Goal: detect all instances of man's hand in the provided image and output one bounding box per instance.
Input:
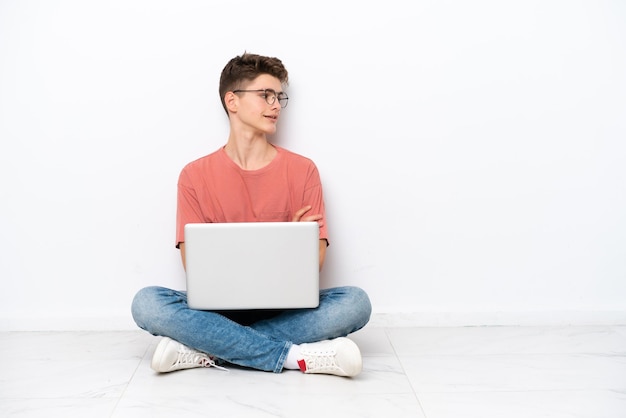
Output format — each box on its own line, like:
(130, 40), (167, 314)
(292, 205), (324, 228)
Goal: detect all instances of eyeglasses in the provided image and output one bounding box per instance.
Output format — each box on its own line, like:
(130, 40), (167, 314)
(232, 89), (289, 108)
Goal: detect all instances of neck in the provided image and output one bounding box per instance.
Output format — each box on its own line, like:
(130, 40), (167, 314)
(224, 134), (276, 170)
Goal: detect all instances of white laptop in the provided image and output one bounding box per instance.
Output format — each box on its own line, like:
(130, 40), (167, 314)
(184, 222), (320, 310)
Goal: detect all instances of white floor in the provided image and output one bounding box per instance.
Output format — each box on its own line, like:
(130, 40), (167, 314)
(1, 325), (625, 417)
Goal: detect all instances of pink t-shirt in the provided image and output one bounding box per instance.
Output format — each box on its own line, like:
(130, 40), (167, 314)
(176, 145), (328, 246)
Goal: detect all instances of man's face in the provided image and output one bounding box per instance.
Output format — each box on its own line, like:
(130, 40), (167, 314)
(233, 74), (286, 135)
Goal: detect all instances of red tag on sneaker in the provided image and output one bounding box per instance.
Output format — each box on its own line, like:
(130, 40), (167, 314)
(297, 359), (307, 372)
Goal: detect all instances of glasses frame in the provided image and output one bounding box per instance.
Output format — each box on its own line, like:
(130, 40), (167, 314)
(232, 89), (289, 108)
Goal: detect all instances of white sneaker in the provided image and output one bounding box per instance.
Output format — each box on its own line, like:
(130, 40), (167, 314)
(151, 337), (226, 373)
(297, 337), (363, 377)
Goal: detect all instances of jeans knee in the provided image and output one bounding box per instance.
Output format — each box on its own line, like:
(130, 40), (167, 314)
(337, 286), (371, 331)
(351, 286), (372, 327)
(131, 286), (161, 329)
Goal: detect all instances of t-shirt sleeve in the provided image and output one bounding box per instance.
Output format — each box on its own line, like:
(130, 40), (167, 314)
(175, 168), (205, 247)
(302, 163), (329, 244)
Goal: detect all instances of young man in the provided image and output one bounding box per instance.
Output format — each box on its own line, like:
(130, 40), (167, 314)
(131, 52), (371, 377)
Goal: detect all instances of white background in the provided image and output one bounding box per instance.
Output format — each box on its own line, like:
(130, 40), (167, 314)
(1, 0), (625, 330)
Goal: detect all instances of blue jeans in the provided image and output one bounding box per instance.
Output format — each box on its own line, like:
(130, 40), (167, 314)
(131, 286), (371, 373)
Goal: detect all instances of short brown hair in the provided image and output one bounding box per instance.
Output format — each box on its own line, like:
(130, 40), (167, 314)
(219, 52), (289, 115)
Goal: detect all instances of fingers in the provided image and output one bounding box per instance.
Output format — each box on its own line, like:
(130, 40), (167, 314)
(292, 205), (312, 221)
(292, 205), (324, 227)
(302, 214), (323, 227)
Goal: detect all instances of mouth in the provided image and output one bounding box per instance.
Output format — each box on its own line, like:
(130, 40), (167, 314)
(265, 114), (279, 121)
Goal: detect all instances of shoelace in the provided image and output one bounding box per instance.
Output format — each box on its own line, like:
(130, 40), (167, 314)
(302, 350), (340, 372)
(175, 346), (228, 371)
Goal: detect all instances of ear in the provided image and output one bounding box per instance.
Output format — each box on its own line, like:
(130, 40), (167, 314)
(224, 91), (238, 114)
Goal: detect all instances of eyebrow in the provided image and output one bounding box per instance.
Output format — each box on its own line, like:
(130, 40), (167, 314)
(249, 88), (285, 94)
